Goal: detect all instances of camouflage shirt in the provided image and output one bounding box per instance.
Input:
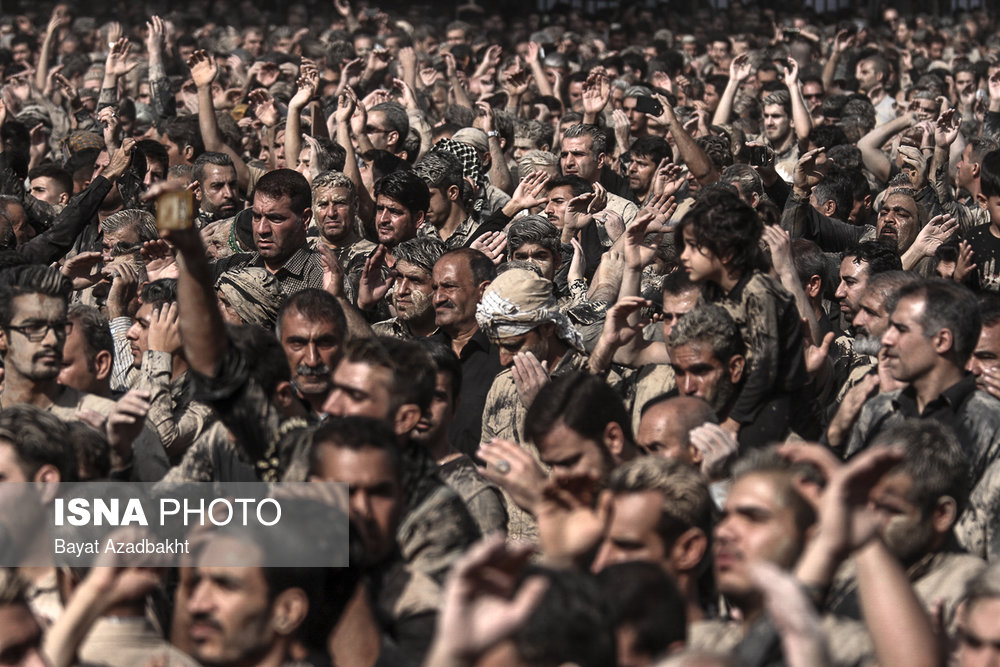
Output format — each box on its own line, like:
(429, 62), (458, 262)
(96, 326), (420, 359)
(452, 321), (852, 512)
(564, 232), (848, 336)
(310, 234), (377, 303)
(439, 454), (508, 536)
(214, 245), (326, 296)
(132, 351), (216, 464)
(417, 214), (478, 250)
(957, 456), (1000, 561)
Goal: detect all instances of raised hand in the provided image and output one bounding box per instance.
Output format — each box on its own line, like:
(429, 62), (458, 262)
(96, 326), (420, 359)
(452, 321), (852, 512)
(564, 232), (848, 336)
(59, 251), (103, 290)
(784, 56), (800, 87)
(105, 389), (153, 468)
(141, 239), (178, 281)
(730, 53), (752, 83)
(793, 147), (827, 191)
(689, 423), (739, 480)
(249, 89), (279, 127)
(508, 171), (550, 212)
(147, 302), (182, 355)
(536, 472), (611, 563)
(954, 240), (977, 283)
(470, 231), (507, 265)
(357, 244), (392, 311)
(105, 38), (137, 78)
(317, 242), (346, 297)
(934, 108), (961, 148)
(477, 438), (548, 512)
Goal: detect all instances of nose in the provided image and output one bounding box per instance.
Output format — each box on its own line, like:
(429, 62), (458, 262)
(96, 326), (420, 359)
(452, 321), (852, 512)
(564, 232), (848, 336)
(499, 349), (514, 367)
(322, 388), (345, 416)
(126, 323), (139, 341)
(591, 539), (613, 574)
(881, 327), (897, 348)
(350, 490), (373, 522)
(968, 357), (983, 376)
(834, 280), (847, 300)
(303, 342), (320, 365)
(377, 208), (391, 224)
(253, 217), (270, 236)
(186, 579), (213, 614)
(678, 373), (696, 395)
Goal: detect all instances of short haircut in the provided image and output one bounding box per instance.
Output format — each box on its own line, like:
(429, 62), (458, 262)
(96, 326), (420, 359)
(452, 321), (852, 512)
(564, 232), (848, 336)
(341, 337), (436, 413)
(844, 239), (903, 275)
(609, 456), (714, 545)
(254, 168), (312, 215)
(393, 236), (446, 275)
(309, 415), (401, 479)
(812, 168), (854, 221)
(731, 446), (820, 535)
(140, 278), (177, 311)
(100, 208), (157, 241)
(512, 567), (616, 667)
(67, 421), (111, 481)
(761, 89), (791, 114)
(562, 123), (609, 156)
(27, 163), (72, 196)
(67, 304), (114, 372)
(276, 289), (347, 343)
(629, 135), (673, 165)
(136, 139), (169, 170)
(0, 405), (77, 481)
(808, 125), (849, 150)
(518, 150), (559, 177)
(675, 187), (762, 275)
(228, 324), (291, 398)
(160, 115), (205, 159)
(968, 137), (1000, 166)
(962, 564), (1000, 614)
(438, 247), (497, 286)
(791, 238), (827, 290)
(871, 419), (968, 515)
(514, 120), (554, 150)
(720, 164), (762, 202)
(661, 270), (697, 297)
(893, 278), (982, 365)
(0, 264), (71, 327)
(525, 370), (632, 451)
(415, 338), (462, 401)
(864, 270), (923, 315)
(370, 102), (409, 147)
(544, 174), (593, 198)
(597, 562), (687, 655)
(979, 149), (1000, 199)
(667, 303), (745, 363)
(192, 151), (235, 183)
(506, 215), (561, 259)
(413, 151), (464, 192)
(311, 170), (357, 209)
(374, 169), (430, 217)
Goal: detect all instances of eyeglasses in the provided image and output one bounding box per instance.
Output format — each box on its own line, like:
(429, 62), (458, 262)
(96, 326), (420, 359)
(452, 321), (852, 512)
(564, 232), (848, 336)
(6, 319), (73, 342)
(365, 125), (389, 135)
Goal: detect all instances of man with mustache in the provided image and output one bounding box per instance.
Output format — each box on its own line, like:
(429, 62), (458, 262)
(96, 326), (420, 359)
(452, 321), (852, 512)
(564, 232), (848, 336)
(276, 289), (348, 415)
(0, 264), (167, 480)
(372, 236), (445, 340)
(193, 152), (242, 229)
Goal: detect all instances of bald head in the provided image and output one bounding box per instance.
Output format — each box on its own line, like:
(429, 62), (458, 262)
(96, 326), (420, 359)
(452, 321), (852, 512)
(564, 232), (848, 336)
(637, 396), (718, 464)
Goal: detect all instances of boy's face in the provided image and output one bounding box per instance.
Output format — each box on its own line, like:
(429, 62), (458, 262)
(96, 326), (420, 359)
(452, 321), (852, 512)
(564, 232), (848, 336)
(979, 193), (1000, 227)
(679, 227), (725, 284)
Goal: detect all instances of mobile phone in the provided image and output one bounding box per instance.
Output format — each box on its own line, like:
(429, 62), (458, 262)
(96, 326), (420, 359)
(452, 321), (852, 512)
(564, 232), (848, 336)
(634, 95), (663, 117)
(748, 145), (771, 167)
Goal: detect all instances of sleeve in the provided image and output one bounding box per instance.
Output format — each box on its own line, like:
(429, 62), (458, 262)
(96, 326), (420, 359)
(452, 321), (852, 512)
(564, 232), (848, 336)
(17, 176), (114, 265)
(781, 189), (866, 252)
(728, 286), (782, 425)
(109, 316), (137, 393)
(133, 350), (213, 461)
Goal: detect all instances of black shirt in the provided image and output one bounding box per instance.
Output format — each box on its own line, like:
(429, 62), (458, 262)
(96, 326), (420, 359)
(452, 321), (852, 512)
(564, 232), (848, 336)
(431, 328), (502, 457)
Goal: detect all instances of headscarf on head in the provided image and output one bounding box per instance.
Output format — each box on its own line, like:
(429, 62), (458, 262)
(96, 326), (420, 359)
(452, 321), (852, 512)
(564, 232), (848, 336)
(215, 267), (284, 329)
(433, 137), (487, 213)
(475, 268), (584, 351)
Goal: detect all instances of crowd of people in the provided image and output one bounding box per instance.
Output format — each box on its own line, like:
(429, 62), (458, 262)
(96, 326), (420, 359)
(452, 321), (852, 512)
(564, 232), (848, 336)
(4, 0), (1000, 665)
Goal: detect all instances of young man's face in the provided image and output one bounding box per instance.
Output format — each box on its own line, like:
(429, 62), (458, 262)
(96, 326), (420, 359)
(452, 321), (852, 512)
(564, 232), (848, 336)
(310, 443), (402, 563)
(198, 164), (241, 220)
(29, 176), (69, 206)
(411, 371), (456, 446)
(868, 470), (936, 564)
(622, 97), (649, 135)
(375, 195), (422, 247)
(592, 490), (672, 574)
(125, 302), (157, 368)
(1, 294), (68, 383)
(425, 186), (455, 226)
(323, 360), (394, 421)
(251, 193), (310, 266)
(560, 136), (602, 183)
(511, 242), (558, 281)
(762, 104), (791, 145)
(956, 598), (1000, 667)
(627, 153), (660, 196)
(834, 256), (870, 323)
(536, 420), (612, 481)
(185, 541), (279, 665)
(714, 473), (805, 603)
(543, 185), (575, 228)
(881, 295), (940, 384)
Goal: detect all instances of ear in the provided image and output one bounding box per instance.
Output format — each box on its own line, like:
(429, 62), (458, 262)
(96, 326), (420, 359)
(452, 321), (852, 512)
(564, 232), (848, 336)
(94, 350), (113, 382)
(821, 199), (837, 217)
(0, 328), (7, 355)
(387, 130), (400, 149)
(182, 145), (195, 162)
(413, 210), (426, 229)
(933, 327), (955, 355)
(446, 184), (460, 203)
(300, 206), (313, 228)
(270, 587), (309, 636)
(194, 184), (204, 203)
(58, 192), (70, 205)
(603, 421), (625, 460)
(670, 527), (708, 573)
(805, 275), (822, 299)
(750, 192), (761, 209)
(728, 354), (745, 384)
(273, 380), (299, 412)
(862, 194), (873, 210)
(393, 403), (422, 436)
(595, 152), (607, 169)
(932, 496), (958, 534)
(476, 279), (492, 301)
(976, 192), (988, 210)
(540, 143), (551, 153)
(971, 163), (981, 179)
(33, 464), (61, 484)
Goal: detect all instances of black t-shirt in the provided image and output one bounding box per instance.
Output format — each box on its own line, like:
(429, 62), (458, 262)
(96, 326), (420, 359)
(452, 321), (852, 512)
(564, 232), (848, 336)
(966, 223), (1000, 292)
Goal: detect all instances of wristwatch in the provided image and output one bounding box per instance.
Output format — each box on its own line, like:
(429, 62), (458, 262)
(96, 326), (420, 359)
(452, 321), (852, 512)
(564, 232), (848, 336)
(487, 130), (500, 139)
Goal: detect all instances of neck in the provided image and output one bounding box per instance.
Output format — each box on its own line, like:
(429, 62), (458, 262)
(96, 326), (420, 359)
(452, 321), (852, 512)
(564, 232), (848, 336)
(769, 132), (794, 154)
(171, 356), (189, 382)
(717, 268), (742, 294)
(438, 207), (468, 241)
(912, 363), (965, 413)
(445, 320), (479, 356)
(329, 584), (383, 667)
(427, 433), (455, 463)
(320, 229), (359, 250)
(675, 572), (705, 624)
(404, 312), (438, 338)
(545, 338), (569, 369)
(1, 372), (58, 409)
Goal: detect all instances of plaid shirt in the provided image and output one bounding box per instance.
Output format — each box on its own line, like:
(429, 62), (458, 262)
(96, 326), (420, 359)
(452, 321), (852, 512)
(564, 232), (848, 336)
(214, 245), (326, 296)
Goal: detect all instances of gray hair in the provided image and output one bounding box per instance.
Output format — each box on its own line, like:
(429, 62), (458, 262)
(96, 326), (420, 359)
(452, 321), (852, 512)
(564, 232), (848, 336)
(563, 124), (609, 156)
(100, 209), (157, 241)
(393, 236), (446, 274)
(518, 150), (559, 177)
(312, 170), (357, 209)
(667, 303), (745, 363)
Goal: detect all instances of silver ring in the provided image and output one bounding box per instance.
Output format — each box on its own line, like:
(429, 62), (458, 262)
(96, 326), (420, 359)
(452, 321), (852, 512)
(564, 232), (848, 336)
(495, 459), (511, 475)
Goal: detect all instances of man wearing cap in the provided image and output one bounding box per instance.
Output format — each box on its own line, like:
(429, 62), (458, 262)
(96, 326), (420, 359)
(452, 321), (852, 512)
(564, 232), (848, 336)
(478, 267), (592, 448)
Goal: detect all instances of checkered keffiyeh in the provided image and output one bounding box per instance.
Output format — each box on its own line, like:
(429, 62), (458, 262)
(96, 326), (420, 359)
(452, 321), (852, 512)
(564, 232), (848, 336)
(475, 268), (584, 350)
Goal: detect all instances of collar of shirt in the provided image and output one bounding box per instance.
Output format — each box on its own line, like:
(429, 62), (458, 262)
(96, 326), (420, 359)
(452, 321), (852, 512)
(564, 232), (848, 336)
(894, 374), (978, 418)
(247, 245), (314, 277)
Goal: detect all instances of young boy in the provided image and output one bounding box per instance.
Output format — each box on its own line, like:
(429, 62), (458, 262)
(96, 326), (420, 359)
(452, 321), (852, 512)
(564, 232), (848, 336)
(676, 185), (811, 442)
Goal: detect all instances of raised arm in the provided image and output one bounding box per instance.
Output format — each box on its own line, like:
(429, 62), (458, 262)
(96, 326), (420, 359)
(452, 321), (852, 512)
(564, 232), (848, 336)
(714, 53), (752, 126)
(821, 31), (854, 93)
(654, 94), (718, 185)
(331, 87), (375, 225)
(188, 49), (251, 193)
(286, 60), (319, 172)
(857, 113), (914, 186)
(784, 57), (812, 149)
